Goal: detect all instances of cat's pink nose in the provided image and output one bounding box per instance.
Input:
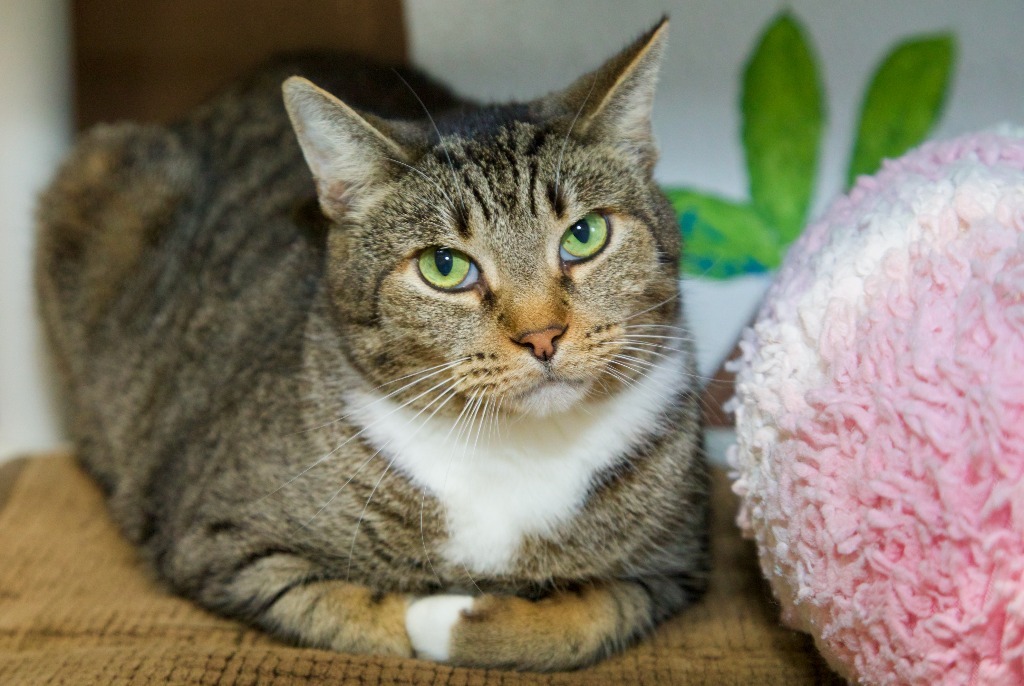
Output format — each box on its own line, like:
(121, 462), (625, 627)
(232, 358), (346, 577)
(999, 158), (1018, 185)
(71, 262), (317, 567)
(514, 325), (566, 362)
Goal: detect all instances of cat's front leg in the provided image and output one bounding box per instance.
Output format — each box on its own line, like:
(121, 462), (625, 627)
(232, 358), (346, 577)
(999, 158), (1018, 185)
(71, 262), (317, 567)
(259, 578), (414, 657)
(194, 550), (414, 657)
(405, 575), (699, 671)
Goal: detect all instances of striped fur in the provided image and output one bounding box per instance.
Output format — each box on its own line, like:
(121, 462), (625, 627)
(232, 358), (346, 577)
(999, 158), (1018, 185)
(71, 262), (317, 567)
(35, 19), (709, 670)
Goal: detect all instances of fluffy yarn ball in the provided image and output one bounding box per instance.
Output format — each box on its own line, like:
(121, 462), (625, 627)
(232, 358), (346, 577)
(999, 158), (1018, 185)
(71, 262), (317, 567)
(730, 129), (1024, 685)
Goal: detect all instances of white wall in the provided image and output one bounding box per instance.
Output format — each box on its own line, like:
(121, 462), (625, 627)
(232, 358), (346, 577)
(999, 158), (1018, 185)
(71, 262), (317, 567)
(405, 0), (1024, 376)
(0, 1), (71, 460)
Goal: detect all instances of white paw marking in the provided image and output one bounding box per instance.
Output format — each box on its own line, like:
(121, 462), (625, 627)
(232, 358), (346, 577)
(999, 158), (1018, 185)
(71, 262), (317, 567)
(405, 594), (475, 662)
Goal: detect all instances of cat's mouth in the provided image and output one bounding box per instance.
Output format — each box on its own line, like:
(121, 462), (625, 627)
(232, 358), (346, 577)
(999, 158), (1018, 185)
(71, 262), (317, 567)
(510, 378), (590, 417)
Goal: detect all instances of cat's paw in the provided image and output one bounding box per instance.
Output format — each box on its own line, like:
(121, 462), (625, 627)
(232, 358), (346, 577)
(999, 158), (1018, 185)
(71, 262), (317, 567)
(405, 594), (475, 661)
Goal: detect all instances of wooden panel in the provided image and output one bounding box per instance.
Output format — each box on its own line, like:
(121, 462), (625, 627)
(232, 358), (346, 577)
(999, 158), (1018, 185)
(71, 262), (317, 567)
(0, 458), (27, 515)
(73, 0), (407, 129)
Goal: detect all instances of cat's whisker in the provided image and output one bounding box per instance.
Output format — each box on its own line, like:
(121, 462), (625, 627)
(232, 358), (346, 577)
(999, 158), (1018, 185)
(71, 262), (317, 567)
(345, 460), (394, 578)
(300, 434), (424, 535)
(575, 401), (595, 417)
(605, 355), (682, 394)
(462, 564), (485, 596)
(619, 333), (696, 349)
(262, 370), (465, 503)
(554, 77), (598, 204)
(294, 356), (469, 427)
(623, 323), (693, 332)
(490, 394), (506, 443)
(609, 351), (657, 367)
(607, 355), (651, 378)
(599, 359), (636, 384)
(454, 391), (489, 595)
(383, 156), (459, 217)
(612, 338), (682, 351)
(592, 374), (615, 399)
(693, 388), (729, 424)
(600, 343), (702, 404)
(418, 509), (443, 588)
(296, 451), (376, 531)
(343, 376), (464, 577)
(637, 361), (726, 389)
(477, 394), (495, 447)
(440, 389), (485, 501)
(391, 68), (468, 215)
(445, 388), (480, 445)
(610, 353), (679, 381)
(417, 383), (481, 585)
(460, 393), (486, 463)
(600, 365), (636, 391)
(618, 291), (680, 324)
(615, 344), (675, 362)
(607, 355), (703, 408)
(606, 341), (685, 362)
(413, 389), (481, 589)
(471, 395), (491, 458)
(605, 338), (726, 388)
(298, 377), (463, 529)
(373, 357), (473, 390)
(462, 397), (489, 597)
(601, 336), (682, 353)
(465, 391), (486, 445)
(453, 449), (486, 598)
(424, 386), (487, 592)
(480, 394), (494, 444)
(599, 363), (682, 411)
(617, 333), (694, 343)
(294, 356), (470, 435)
(478, 390), (506, 443)
(614, 343), (724, 386)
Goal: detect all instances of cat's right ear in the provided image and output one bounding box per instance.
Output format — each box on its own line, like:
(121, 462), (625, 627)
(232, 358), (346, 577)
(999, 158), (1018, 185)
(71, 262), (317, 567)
(540, 19), (668, 174)
(283, 76), (409, 220)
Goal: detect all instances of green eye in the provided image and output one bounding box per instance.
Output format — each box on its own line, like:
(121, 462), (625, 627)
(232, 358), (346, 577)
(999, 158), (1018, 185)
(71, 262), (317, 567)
(560, 212), (609, 262)
(418, 247), (479, 290)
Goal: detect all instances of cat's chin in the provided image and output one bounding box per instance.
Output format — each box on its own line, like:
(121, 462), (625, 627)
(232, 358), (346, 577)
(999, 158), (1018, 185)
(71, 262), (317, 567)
(512, 381), (590, 417)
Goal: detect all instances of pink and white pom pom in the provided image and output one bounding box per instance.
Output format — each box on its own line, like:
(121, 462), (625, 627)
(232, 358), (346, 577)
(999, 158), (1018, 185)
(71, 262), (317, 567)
(729, 128), (1024, 685)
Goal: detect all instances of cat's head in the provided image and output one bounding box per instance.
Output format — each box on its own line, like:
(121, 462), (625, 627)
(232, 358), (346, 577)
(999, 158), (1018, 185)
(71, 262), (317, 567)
(284, 19), (688, 417)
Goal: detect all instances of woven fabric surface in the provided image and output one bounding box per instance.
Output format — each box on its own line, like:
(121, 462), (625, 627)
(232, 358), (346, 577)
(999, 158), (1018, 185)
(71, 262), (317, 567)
(0, 454), (841, 685)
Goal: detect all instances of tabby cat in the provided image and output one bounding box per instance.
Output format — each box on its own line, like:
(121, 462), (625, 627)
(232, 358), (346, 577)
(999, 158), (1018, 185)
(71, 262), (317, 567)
(35, 19), (709, 670)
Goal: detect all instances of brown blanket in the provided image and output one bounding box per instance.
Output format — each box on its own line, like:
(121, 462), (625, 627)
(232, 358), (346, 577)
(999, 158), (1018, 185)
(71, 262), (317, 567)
(0, 454), (842, 685)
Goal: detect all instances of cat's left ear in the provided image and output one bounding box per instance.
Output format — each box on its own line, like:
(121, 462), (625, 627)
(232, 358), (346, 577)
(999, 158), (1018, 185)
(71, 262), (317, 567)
(545, 18), (668, 172)
(283, 76), (410, 220)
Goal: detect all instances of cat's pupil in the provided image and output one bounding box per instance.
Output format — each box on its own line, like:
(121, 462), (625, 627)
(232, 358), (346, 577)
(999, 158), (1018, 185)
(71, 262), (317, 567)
(571, 221), (591, 244)
(434, 249), (453, 276)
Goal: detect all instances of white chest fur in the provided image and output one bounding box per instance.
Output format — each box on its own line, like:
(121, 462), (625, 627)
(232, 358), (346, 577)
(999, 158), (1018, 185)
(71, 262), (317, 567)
(346, 348), (691, 575)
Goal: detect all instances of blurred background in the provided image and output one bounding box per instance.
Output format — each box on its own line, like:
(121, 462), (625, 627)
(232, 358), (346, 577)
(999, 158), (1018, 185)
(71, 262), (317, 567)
(3, 0), (1023, 460)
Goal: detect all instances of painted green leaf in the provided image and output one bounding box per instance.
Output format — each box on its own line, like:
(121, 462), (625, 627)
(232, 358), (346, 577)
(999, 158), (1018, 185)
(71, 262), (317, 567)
(742, 13), (824, 245)
(846, 35), (955, 187)
(665, 188), (782, 279)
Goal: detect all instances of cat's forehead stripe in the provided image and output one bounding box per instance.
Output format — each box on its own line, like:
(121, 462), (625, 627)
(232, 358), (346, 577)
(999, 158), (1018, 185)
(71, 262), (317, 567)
(522, 128), (549, 158)
(424, 126), (556, 241)
(463, 173), (491, 227)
